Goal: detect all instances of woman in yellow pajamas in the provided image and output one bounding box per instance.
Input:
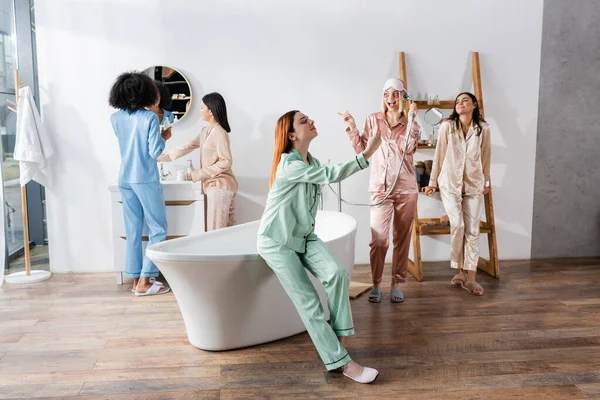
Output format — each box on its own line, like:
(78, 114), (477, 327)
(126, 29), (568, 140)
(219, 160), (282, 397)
(257, 110), (381, 383)
(422, 92), (491, 296)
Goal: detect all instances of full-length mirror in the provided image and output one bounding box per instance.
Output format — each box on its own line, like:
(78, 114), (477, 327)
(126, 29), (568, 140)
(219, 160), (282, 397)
(142, 66), (192, 124)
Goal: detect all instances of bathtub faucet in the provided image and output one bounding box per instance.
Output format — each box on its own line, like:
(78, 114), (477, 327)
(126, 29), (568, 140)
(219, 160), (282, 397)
(336, 182), (342, 212)
(320, 182), (342, 212)
(319, 187), (324, 210)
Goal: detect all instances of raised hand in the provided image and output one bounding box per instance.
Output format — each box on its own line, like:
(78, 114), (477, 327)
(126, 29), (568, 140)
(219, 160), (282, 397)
(408, 102), (418, 118)
(337, 111), (357, 132)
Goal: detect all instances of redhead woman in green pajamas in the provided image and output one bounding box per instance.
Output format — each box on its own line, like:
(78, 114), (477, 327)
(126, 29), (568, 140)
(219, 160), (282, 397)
(257, 110), (381, 384)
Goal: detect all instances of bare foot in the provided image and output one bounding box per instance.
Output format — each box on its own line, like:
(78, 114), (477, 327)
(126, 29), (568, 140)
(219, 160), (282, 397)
(390, 282), (403, 302)
(368, 284), (381, 303)
(451, 272), (467, 286)
(464, 270), (483, 295)
(464, 279), (484, 295)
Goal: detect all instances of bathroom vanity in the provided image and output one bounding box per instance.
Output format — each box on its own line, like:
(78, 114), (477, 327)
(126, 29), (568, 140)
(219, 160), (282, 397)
(108, 180), (205, 284)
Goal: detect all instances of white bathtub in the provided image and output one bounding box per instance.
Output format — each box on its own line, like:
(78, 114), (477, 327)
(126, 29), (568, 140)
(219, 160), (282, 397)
(146, 210), (357, 351)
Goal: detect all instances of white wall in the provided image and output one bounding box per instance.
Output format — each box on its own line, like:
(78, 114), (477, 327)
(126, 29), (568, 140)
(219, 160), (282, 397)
(35, 0), (543, 273)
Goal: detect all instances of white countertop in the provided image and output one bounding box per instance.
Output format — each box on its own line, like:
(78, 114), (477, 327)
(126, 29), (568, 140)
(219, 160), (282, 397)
(108, 180), (203, 191)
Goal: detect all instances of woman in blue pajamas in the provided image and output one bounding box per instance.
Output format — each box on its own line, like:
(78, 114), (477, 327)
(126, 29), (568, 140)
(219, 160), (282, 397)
(257, 110), (381, 383)
(109, 72), (171, 296)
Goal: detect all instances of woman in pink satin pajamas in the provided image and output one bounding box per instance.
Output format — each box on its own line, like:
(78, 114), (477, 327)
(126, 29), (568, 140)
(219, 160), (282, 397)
(341, 78), (420, 303)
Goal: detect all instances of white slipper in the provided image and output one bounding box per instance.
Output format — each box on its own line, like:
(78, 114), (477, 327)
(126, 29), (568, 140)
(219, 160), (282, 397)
(343, 367), (379, 384)
(135, 282), (171, 296)
(131, 279), (164, 293)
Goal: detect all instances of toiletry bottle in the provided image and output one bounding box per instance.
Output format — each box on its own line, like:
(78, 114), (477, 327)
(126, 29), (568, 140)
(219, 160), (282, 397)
(187, 160), (193, 181)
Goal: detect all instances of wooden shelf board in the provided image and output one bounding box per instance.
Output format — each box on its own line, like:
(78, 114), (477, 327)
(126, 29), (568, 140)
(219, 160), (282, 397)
(414, 100), (455, 109)
(417, 222), (491, 236)
(165, 200), (196, 206)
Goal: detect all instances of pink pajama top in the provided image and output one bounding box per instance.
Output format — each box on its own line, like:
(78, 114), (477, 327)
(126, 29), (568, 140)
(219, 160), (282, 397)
(347, 112), (420, 194)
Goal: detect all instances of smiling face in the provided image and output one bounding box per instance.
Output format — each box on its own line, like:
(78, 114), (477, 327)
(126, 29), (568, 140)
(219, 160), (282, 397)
(455, 93), (477, 116)
(383, 87), (403, 112)
(288, 112), (318, 145)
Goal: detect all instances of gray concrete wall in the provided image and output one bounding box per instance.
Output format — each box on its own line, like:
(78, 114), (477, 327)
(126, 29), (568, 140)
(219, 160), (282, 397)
(532, 0), (600, 258)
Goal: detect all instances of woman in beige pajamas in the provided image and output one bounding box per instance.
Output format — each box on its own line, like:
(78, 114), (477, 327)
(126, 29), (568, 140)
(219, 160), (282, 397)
(422, 92), (491, 296)
(158, 92), (237, 231)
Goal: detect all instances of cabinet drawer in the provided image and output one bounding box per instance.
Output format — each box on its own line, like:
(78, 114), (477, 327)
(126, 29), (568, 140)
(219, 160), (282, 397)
(109, 183), (204, 202)
(111, 201), (205, 237)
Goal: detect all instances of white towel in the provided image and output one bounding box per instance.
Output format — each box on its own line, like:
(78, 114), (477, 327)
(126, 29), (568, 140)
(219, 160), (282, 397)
(13, 86), (54, 187)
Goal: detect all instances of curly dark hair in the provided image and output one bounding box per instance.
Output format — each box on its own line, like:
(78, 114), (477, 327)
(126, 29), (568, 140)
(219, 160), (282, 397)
(155, 81), (173, 110)
(109, 72), (158, 112)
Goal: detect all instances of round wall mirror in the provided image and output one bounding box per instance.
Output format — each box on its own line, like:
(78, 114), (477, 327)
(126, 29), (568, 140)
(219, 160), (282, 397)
(142, 66), (192, 124)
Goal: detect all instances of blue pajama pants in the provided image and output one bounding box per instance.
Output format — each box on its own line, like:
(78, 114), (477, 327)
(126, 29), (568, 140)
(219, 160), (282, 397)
(119, 182), (167, 278)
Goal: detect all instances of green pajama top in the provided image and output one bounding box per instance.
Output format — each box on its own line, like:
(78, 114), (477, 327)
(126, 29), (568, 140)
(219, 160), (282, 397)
(258, 148), (369, 253)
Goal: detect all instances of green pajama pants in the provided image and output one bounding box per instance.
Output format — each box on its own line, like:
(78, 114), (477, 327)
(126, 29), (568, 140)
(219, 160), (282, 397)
(257, 235), (354, 371)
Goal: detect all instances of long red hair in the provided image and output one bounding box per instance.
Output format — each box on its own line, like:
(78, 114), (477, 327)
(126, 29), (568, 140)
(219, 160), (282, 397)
(269, 110), (298, 188)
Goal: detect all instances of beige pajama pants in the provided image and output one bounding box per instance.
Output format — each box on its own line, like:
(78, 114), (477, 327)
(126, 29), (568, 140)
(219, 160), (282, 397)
(440, 191), (484, 271)
(205, 188), (236, 231)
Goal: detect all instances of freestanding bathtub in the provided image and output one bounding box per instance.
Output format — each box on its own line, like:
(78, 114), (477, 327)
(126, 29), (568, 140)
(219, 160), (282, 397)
(146, 210), (358, 351)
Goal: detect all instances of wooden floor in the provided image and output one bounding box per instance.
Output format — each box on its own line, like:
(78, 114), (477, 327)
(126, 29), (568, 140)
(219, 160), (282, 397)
(1, 259), (600, 399)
